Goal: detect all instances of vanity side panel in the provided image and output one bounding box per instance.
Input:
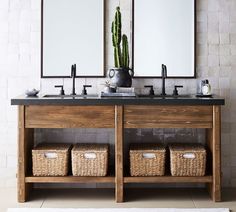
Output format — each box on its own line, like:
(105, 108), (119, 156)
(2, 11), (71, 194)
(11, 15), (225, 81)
(115, 105), (124, 203)
(207, 105), (221, 202)
(25, 105), (115, 128)
(18, 106), (34, 202)
(124, 105), (213, 128)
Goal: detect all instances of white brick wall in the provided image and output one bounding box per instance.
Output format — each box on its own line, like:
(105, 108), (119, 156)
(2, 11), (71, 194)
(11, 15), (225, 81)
(0, 0), (236, 188)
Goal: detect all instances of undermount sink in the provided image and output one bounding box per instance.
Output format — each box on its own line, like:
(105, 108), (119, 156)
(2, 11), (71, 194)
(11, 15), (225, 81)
(137, 94), (192, 98)
(43, 94), (98, 98)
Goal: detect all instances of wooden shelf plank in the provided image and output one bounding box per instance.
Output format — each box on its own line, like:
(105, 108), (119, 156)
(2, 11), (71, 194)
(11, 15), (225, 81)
(25, 176), (115, 183)
(124, 175), (213, 183)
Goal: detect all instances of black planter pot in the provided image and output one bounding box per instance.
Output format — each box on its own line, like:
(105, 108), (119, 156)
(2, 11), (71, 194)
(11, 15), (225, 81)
(108, 68), (134, 87)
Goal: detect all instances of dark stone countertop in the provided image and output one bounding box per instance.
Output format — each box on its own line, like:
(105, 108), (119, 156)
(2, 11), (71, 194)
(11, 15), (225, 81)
(11, 94), (225, 106)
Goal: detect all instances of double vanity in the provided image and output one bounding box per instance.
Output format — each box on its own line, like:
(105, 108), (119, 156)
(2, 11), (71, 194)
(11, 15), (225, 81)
(11, 94), (224, 203)
(10, 0), (224, 204)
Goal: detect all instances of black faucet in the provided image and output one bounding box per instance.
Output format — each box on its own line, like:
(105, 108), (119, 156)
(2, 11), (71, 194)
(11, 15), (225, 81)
(82, 85), (92, 95)
(173, 85), (183, 96)
(144, 85), (155, 95)
(55, 85), (65, 95)
(71, 64), (76, 95)
(161, 64), (167, 96)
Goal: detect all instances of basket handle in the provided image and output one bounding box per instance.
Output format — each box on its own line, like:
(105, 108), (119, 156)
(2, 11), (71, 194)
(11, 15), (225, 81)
(182, 153), (196, 159)
(142, 153), (156, 159)
(44, 152), (58, 159)
(84, 152), (97, 159)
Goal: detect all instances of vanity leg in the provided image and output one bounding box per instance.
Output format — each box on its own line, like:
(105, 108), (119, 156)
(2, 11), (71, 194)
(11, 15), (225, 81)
(115, 105), (124, 203)
(207, 106), (221, 202)
(18, 106), (34, 202)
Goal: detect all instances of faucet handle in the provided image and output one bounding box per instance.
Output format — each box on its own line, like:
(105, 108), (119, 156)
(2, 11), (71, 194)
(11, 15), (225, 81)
(173, 85), (183, 96)
(55, 85), (65, 95)
(82, 85), (92, 95)
(144, 85), (155, 95)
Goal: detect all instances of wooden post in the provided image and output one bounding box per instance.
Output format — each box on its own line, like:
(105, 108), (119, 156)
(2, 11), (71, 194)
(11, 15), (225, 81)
(115, 105), (124, 203)
(207, 105), (221, 202)
(18, 106), (33, 202)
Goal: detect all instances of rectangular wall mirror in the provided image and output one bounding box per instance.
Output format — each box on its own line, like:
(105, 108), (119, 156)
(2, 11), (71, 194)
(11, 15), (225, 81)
(132, 0), (195, 78)
(41, 0), (105, 78)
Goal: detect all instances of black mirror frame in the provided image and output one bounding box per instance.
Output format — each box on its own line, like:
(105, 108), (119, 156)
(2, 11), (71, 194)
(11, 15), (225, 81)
(40, 0), (106, 78)
(131, 0), (196, 79)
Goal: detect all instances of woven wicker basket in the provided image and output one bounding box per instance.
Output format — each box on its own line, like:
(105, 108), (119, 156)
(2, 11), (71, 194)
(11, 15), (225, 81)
(130, 143), (166, 176)
(169, 144), (206, 176)
(32, 143), (71, 176)
(72, 144), (109, 176)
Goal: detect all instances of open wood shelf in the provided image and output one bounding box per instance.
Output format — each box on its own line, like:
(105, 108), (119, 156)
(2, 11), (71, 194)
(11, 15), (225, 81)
(25, 175), (115, 183)
(124, 175), (213, 183)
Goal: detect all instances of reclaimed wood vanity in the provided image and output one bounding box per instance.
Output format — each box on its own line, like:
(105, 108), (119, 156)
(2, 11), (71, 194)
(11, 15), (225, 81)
(11, 95), (224, 203)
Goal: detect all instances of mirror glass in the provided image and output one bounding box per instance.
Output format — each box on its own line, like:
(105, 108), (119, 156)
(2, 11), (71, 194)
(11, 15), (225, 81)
(132, 0), (195, 77)
(42, 0), (104, 78)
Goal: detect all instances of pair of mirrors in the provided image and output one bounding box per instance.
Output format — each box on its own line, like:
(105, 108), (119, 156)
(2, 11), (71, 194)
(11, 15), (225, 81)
(42, 0), (195, 78)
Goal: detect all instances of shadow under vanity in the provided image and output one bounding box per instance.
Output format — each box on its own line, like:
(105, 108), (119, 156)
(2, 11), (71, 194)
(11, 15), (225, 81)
(11, 96), (224, 203)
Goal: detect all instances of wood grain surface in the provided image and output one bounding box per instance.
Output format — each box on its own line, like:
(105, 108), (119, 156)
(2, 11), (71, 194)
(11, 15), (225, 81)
(25, 105), (115, 128)
(124, 105), (213, 128)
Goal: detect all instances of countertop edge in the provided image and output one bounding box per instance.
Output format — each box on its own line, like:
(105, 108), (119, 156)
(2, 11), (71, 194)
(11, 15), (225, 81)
(11, 98), (225, 106)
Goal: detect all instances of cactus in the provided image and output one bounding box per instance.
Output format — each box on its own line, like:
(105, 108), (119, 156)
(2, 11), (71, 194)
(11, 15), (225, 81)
(111, 7), (130, 69)
(122, 34), (129, 68)
(112, 7), (122, 67)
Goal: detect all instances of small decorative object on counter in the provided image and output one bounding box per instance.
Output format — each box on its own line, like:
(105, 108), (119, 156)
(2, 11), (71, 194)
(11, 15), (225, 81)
(130, 143), (166, 176)
(101, 92), (136, 97)
(101, 85), (136, 97)
(72, 143), (109, 176)
(102, 80), (116, 94)
(196, 80), (203, 94)
(196, 79), (212, 97)
(32, 143), (71, 176)
(25, 88), (39, 97)
(201, 79), (211, 95)
(108, 7), (134, 87)
(116, 87), (135, 93)
(169, 143), (206, 177)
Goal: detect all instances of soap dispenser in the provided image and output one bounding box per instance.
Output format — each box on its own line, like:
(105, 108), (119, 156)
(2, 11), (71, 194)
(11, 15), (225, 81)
(202, 79), (211, 95)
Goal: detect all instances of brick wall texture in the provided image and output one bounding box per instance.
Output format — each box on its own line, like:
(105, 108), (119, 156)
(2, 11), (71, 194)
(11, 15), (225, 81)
(0, 0), (236, 188)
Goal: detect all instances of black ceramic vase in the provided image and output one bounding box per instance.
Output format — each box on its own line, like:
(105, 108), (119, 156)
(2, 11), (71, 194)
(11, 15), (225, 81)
(108, 68), (134, 87)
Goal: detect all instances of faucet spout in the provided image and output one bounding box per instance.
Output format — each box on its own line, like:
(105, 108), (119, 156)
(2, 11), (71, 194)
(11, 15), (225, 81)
(71, 64), (76, 95)
(161, 64), (167, 96)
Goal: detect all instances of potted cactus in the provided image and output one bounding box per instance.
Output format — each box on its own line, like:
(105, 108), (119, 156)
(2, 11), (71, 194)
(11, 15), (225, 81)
(108, 7), (134, 87)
